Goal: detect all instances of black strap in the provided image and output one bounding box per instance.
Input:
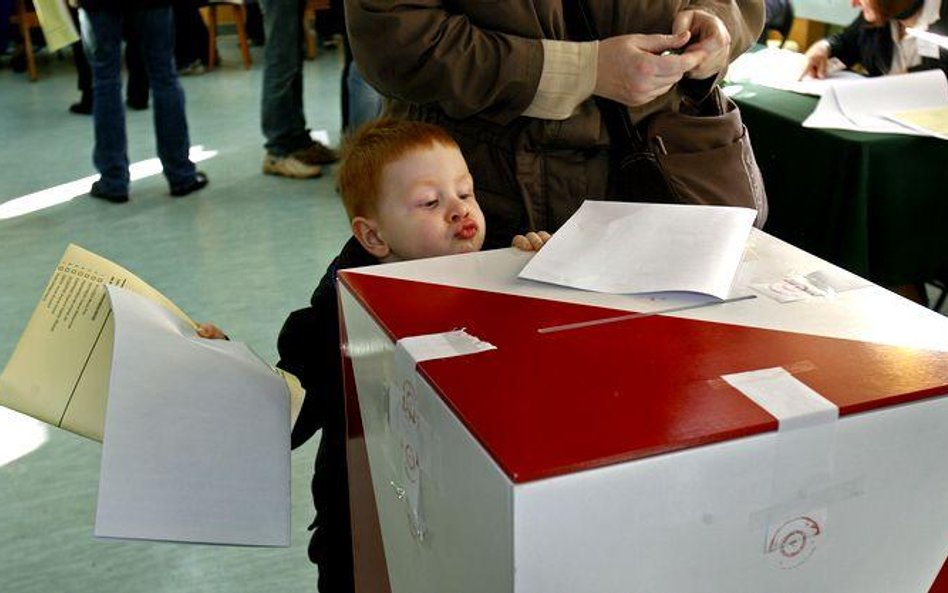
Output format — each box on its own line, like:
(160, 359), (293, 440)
(561, 0), (645, 150)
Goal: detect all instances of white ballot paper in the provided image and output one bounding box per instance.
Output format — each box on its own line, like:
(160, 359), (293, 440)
(803, 70), (948, 136)
(519, 201), (756, 299)
(906, 27), (948, 51)
(726, 46), (863, 96)
(95, 286), (290, 547)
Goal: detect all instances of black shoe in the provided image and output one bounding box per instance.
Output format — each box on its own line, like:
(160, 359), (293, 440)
(170, 172), (208, 197)
(69, 100), (93, 115)
(89, 181), (129, 203)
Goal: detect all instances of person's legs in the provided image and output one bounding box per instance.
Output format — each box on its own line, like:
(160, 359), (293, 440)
(80, 8), (130, 198)
(245, 0), (265, 45)
(70, 9), (93, 114)
(346, 62), (382, 132)
(0, 0), (11, 57)
(309, 434), (355, 593)
(172, 0), (209, 72)
(134, 6), (202, 192)
(260, 0), (311, 156)
(124, 18), (150, 110)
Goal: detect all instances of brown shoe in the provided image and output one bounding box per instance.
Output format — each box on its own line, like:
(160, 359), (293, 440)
(263, 153), (323, 179)
(293, 141), (338, 165)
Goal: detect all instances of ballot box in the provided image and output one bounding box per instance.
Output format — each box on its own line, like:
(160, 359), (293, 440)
(337, 229), (948, 593)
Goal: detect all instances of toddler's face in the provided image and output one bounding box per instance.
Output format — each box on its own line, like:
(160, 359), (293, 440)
(373, 143), (486, 262)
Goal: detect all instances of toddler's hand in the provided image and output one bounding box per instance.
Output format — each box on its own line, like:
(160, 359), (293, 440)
(512, 231), (551, 252)
(196, 322), (228, 340)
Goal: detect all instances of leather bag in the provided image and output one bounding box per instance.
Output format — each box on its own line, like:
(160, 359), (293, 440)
(566, 0), (769, 228)
(612, 87), (769, 228)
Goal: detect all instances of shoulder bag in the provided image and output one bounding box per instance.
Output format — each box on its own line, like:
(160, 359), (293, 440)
(565, 0), (769, 228)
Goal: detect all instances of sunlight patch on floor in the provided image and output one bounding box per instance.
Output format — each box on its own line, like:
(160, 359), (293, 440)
(0, 146), (218, 221)
(0, 407), (49, 468)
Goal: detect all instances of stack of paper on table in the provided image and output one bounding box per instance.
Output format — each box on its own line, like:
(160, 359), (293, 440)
(518, 201), (756, 300)
(803, 69), (948, 138)
(726, 46), (863, 96)
(0, 244), (301, 546)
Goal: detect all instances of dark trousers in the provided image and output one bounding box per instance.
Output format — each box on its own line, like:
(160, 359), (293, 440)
(172, 0), (209, 67)
(72, 7), (149, 106)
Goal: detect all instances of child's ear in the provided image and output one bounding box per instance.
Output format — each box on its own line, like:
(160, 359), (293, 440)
(352, 217), (390, 260)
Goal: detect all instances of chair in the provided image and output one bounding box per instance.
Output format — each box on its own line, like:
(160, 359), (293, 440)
(204, 0), (251, 70)
(10, 0), (41, 81)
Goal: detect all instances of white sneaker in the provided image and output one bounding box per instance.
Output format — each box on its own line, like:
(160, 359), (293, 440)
(262, 153), (322, 179)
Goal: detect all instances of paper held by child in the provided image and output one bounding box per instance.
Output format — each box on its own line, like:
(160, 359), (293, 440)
(94, 286), (291, 547)
(0, 243), (302, 441)
(0, 244), (302, 547)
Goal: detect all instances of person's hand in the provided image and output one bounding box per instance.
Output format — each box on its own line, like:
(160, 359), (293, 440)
(800, 41), (832, 79)
(672, 10), (731, 80)
(512, 231), (552, 251)
(595, 31), (704, 107)
(196, 322), (228, 340)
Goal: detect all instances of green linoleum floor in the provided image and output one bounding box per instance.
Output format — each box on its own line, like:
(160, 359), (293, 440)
(1, 37), (350, 593)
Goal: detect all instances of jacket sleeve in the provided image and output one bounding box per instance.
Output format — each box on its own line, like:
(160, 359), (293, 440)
(277, 307), (324, 448)
(344, 0), (544, 124)
(677, 0), (764, 97)
(826, 15), (865, 69)
(277, 294), (345, 450)
(689, 0), (765, 61)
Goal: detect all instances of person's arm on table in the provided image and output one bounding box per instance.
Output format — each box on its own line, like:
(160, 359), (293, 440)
(802, 15), (863, 78)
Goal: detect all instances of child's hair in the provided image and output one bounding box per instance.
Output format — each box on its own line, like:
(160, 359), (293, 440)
(337, 118), (459, 220)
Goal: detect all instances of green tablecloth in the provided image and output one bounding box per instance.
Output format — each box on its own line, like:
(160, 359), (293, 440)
(731, 83), (948, 285)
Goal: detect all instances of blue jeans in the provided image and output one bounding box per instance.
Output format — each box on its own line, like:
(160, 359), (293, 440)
(260, 0), (313, 156)
(346, 62), (382, 132)
(80, 7), (196, 195)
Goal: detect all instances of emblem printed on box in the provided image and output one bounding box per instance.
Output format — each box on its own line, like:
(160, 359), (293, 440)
(766, 514), (824, 569)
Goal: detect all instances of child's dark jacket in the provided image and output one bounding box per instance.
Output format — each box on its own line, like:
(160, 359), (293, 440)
(275, 236), (377, 587)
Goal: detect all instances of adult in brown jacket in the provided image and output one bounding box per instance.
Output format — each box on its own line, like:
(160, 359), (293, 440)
(346, 0), (765, 248)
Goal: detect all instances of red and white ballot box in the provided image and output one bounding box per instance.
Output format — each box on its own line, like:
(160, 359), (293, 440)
(337, 229), (948, 593)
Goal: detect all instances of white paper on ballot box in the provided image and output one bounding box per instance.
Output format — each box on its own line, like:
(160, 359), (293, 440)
(95, 286), (291, 547)
(519, 201), (756, 299)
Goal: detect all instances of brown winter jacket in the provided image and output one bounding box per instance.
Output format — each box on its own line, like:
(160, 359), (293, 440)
(346, 0), (765, 246)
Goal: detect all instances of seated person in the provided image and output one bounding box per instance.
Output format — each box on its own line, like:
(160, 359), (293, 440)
(273, 118), (548, 593)
(802, 0), (948, 78)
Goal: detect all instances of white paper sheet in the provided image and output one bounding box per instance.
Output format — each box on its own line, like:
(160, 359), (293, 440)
(726, 47), (863, 96)
(906, 27), (948, 51)
(518, 201), (756, 299)
(803, 70), (948, 136)
(95, 286), (291, 547)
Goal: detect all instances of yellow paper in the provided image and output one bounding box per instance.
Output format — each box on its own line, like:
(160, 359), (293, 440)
(0, 244), (195, 441)
(33, 0), (79, 53)
(888, 106), (948, 138)
(1, 244), (304, 442)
